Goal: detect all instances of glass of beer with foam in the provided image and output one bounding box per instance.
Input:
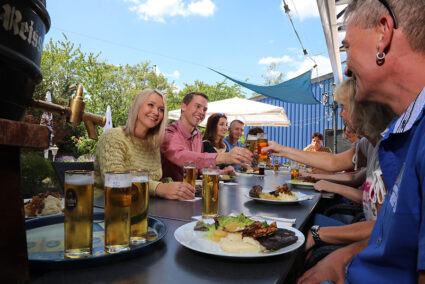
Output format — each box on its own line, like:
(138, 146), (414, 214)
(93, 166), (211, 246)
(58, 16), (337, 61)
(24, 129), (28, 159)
(183, 161), (196, 187)
(129, 170), (149, 245)
(257, 133), (268, 166)
(104, 171), (132, 253)
(202, 167), (220, 218)
(64, 170), (94, 258)
(245, 134), (258, 154)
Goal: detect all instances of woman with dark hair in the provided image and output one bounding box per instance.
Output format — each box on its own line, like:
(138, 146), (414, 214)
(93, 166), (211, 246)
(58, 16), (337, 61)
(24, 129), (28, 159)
(202, 113), (235, 174)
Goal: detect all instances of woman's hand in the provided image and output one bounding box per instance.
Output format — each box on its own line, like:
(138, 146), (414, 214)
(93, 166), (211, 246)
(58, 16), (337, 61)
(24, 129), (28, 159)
(221, 166), (236, 176)
(155, 182), (195, 200)
(314, 180), (336, 193)
(262, 141), (286, 157)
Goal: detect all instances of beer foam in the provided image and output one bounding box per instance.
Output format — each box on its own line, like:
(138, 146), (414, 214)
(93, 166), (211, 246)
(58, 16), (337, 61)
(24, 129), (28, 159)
(132, 176), (149, 183)
(105, 173), (132, 187)
(65, 174), (94, 186)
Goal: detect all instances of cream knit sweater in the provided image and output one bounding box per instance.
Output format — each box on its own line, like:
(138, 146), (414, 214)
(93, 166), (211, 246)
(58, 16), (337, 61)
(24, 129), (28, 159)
(94, 127), (161, 195)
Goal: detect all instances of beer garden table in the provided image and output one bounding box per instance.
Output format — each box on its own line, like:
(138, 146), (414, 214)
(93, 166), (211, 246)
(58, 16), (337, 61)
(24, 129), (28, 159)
(29, 171), (322, 284)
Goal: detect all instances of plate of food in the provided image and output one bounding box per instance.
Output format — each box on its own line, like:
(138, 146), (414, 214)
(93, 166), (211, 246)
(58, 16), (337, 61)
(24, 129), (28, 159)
(219, 175), (237, 182)
(246, 184), (313, 204)
(287, 177), (317, 188)
(174, 214), (304, 258)
(24, 192), (64, 219)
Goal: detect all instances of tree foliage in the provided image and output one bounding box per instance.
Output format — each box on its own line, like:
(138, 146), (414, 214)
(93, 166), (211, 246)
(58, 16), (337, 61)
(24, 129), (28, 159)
(33, 35), (244, 156)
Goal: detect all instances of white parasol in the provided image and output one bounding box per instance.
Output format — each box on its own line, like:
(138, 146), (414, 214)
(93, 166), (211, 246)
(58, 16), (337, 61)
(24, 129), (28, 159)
(103, 105), (113, 131)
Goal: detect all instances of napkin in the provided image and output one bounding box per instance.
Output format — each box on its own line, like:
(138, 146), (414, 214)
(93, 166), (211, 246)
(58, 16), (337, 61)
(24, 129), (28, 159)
(182, 197), (201, 202)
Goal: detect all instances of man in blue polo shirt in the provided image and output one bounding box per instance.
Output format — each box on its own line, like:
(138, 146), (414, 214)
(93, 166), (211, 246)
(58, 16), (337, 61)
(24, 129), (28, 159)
(224, 120), (244, 171)
(298, 0), (425, 283)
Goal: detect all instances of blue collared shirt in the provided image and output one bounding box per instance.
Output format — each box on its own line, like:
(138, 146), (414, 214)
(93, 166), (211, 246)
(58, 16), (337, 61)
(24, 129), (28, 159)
(346, 87), (425, 283)
(223, 137), (243, 170)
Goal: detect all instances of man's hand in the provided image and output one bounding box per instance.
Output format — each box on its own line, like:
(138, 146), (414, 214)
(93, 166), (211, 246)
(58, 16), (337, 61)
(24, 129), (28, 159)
(216, 147), (252, 166)
(262, 141), (286, 157)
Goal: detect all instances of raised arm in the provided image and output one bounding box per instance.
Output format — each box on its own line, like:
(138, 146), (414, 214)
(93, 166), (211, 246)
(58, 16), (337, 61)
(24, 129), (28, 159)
(264, 141), (362, 172)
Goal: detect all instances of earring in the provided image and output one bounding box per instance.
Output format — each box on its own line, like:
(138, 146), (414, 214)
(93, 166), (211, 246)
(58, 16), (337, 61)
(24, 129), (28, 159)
(376, 51), (386, 65)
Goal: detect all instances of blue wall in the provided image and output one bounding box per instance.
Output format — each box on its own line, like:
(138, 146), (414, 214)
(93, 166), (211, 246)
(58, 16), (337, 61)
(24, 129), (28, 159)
(245, 74), (344, 163)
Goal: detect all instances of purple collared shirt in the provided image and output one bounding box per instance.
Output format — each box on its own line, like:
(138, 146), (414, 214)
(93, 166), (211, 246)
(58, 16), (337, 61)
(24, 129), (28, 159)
(161, 119), (217, 181)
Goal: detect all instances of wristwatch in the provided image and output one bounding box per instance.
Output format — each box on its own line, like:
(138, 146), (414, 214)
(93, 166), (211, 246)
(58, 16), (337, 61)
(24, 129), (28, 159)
(311, 225), (321, 242)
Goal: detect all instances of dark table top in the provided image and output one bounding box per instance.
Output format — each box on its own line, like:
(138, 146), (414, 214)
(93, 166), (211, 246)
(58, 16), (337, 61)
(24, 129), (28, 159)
(30, 172), (321, 283)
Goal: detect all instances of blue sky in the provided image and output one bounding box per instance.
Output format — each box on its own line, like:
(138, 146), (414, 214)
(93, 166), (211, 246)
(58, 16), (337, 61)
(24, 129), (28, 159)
(44, 0), (332, 97)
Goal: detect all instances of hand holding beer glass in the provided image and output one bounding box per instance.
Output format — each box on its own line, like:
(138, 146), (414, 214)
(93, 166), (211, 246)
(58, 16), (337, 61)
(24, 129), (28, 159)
(202, 167), (220, 218)
(64, 170), (94, 258)
(183, 161), (196, 187)
(130, 170), (149, 245)
(104, 171), (132, 253)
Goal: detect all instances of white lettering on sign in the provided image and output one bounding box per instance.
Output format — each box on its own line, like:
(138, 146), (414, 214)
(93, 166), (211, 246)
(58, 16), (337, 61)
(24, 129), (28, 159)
(0, 4), (43, 52)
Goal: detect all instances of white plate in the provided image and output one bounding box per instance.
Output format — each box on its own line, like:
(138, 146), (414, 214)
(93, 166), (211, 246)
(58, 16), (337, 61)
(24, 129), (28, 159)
(174, 219), (304, 258)
(245, 192), (313, 204)
(287, 179), (315, 189)
(24, 198), (64, 219)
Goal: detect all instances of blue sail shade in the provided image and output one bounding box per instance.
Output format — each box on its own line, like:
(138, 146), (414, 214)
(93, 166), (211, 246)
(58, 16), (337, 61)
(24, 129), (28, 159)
(210, 68), (321, 105)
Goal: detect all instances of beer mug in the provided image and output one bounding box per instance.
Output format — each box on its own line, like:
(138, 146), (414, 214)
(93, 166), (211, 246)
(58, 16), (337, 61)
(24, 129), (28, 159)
(130, 170), (149, 245)
(183, 161), (196, 187)
(64, 170), (94, 258)
(257, 133), (268, 166)
(273, 157), (280, 173)
(202, 167), (220, 218)
(104, 171), (132, 253)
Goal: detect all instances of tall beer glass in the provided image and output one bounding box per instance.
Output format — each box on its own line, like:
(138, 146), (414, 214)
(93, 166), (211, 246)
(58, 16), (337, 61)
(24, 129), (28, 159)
(202, 167), (220, 218)
(104, 171), (132, 253)
(257, 133), (268, 166)
(130, 170), (149, 245)
(64, 170), (94, 258)
(183, 161), (196, 187)
(245, 134), (258, 154)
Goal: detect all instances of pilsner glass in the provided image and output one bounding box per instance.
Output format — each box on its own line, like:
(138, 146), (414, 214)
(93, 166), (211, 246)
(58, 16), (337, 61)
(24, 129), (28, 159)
(245, 134), (258, 154)
(104, 171), (132, 253)
(183, 161), (196, 187)
(257, 133), (268, 166)
(202, 167), (220, 218)
(130, 170), (149, 245)
(273, 157), (280, 173)
(64, 170), (94, 258)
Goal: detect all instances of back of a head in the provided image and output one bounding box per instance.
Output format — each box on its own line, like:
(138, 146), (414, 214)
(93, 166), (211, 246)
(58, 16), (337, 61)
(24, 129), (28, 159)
(345, 0), (425, 54)
(247, 127), (264, 136)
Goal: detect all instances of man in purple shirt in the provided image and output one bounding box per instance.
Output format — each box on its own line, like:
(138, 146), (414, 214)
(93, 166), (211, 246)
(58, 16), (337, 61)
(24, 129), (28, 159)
(161, 92), (252, 181)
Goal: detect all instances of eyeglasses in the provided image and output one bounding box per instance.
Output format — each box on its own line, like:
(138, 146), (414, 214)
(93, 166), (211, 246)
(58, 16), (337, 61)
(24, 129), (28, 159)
(378, 0), (398, 29)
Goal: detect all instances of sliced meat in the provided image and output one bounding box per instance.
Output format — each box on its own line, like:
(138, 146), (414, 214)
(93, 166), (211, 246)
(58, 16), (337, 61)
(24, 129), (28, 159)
(257, 228), (298, 250)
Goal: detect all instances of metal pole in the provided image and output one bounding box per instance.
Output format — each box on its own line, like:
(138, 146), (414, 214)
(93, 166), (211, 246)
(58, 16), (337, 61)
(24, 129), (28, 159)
(333, 101), (338, 153)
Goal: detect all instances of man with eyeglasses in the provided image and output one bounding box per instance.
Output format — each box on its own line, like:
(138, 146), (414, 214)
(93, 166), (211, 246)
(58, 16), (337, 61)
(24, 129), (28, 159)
(298, 0), (425, 283)
(161, 92), (252, 181)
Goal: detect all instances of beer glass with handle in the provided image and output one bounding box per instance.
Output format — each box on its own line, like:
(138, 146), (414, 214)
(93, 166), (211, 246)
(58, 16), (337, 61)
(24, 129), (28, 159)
(130, 170), (149, 245)
(104, 171), (132, 253)
(202, 166), (220, 218)
(183, 161), (196, 187)
(64, 170), (94, 258)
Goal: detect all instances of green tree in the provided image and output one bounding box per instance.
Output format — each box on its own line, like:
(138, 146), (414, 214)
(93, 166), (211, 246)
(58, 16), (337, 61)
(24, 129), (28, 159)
(262, 62), (284, 85)
(168, 79), (245, 111)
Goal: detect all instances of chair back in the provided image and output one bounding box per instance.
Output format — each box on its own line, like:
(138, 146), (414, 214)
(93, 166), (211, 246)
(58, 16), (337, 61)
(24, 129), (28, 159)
(52, 162), (94, 190)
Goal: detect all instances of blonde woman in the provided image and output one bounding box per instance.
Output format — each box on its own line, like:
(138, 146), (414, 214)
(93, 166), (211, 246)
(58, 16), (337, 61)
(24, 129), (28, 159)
(94, 88), (195, 200)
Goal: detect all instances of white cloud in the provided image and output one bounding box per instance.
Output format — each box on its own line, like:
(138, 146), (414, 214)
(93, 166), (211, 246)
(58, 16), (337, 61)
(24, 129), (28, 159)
(280, 0), (319, 21)
(164, 70), (180, 79)
(258, 55), (293, 65)
(126, 0), (216, 23)
(286, 55), (332, 79)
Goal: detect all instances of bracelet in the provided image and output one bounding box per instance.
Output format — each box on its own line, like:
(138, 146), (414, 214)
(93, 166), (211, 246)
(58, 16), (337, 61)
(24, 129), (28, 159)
(311, 225), (321, 242)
